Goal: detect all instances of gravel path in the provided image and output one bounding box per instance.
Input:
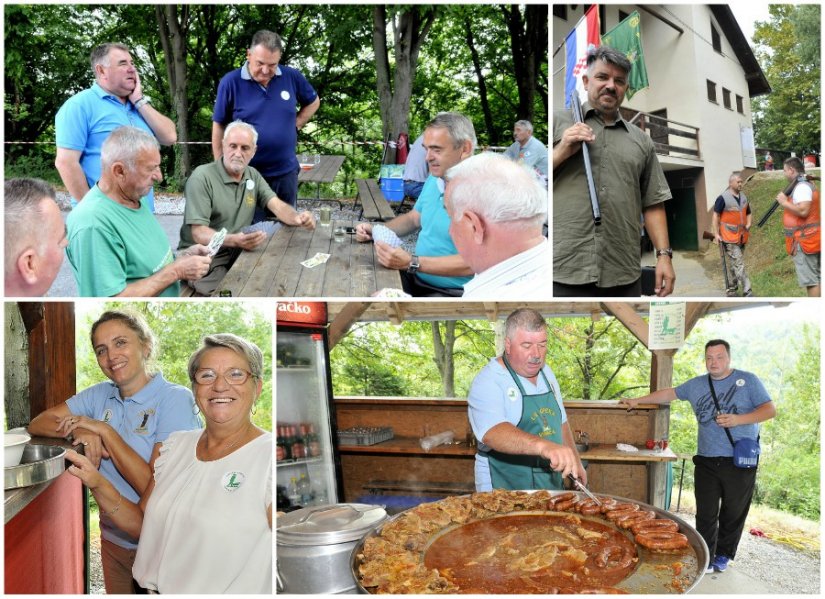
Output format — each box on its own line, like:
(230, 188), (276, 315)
(673, 509), (820, 594)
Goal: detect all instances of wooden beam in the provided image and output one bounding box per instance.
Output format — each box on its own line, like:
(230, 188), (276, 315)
(26, 302), (76, 420)
(648, 349), (675, 509)
(385, 302), (405, 325)
(483, 302), (499, 322)
(327, 302), (370, 349)
(601, 302), (649, 348)
(684, 302), (712, 338)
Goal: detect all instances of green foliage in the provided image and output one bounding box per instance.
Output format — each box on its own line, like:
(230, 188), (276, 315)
(752, 5), (821, 153)
(76, 301), (272, 431)
(5, 4), (547, 188)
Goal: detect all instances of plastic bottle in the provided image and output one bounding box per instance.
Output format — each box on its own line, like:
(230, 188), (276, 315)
(311, 477), (328, 505)
(298, 473), (313, 505)
(288, 476), (301, 507)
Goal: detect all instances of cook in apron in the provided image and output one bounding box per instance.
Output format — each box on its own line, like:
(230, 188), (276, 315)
(480, 355), (564, 490)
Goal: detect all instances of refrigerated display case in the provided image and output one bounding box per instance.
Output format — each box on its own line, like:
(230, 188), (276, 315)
(276, 302), (342, 511)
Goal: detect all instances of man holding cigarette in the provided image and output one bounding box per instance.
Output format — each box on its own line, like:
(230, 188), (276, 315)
(553, 46), (674, 297)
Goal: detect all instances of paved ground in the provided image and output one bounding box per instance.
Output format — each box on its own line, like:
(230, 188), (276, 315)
(641, 248), (725, 298)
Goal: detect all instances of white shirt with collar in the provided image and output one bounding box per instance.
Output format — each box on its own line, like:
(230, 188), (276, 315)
(463, 238), (551, 299)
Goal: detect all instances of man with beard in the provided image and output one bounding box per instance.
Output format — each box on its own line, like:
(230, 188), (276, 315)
(56, 43), (177, 212)
(553, 46), (674, 297)
(468, 308), (586, 491)
(179, 120), (315, 295)
(354, 112), (475, 296)
(67, 127), (212, 297)
(621, 339), (775, 573)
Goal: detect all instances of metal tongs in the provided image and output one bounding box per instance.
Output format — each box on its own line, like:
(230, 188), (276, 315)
(568, 474), (602, 507)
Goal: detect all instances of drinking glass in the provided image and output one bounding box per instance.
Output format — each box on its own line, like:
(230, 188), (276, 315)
(313, 153), (321, 166)
(319, 207), (331, 226)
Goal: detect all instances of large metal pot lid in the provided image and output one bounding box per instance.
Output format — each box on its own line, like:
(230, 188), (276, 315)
(278, 503), (387, 546)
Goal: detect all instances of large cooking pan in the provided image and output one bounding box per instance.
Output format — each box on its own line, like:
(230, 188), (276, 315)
(350, 490), (708, 594)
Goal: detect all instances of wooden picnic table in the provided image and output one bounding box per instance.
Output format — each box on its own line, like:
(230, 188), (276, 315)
(216, 220), (402, 297)
(298, 155), (345, 202)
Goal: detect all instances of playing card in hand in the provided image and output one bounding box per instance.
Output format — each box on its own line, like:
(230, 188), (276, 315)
(372, 224), (403, 248)
(242, 221), (279, 237)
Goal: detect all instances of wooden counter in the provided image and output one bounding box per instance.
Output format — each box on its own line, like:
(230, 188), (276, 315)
(334, 397), (674, 507)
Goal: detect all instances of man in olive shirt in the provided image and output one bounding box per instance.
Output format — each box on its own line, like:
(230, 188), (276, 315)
(553, 46), (675, 297)
(179, 120), (315, 295)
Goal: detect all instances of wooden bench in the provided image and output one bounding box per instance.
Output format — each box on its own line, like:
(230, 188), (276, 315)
(354, 178), (396, 222)
(364, 479), (475, 496)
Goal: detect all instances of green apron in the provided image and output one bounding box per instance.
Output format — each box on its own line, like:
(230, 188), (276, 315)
(482, 355), (564, 490)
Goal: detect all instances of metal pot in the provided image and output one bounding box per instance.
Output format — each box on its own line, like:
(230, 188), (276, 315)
(4, 444), (66, 490)
(351, 491), (709, 594)
(277, 503), (387, 594)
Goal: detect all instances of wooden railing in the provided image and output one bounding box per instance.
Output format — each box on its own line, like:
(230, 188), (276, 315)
(621, 108), (701, 160)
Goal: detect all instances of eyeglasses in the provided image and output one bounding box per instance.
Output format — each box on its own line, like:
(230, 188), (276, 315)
(194, 368), (255, 386)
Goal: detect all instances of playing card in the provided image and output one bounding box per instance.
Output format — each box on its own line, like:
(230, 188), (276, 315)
(242, 221), (279, 236)
(372, 224), (403, 248)
(206, 228), (227, 256)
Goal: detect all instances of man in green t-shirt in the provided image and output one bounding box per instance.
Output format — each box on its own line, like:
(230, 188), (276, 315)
(66, 126), (212, 297)
(179, 120), (315, 295)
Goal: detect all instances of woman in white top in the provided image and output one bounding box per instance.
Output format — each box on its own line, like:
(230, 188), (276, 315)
(67, 333), (273, 594)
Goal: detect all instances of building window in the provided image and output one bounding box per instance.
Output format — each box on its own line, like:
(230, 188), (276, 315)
(552, 5), (567, 20)
(736, 95), (744, 114)
(707, 80), (717, 103)
(723, 88), (732, 110)
(711, 23), (722, 53)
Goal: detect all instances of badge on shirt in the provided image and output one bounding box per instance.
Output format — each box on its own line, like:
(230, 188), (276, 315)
(736, 379), (745, 387)
(102, 409), (113, 423)
(281, 90), (291, 101)
(507, 387), (519, 402)
(222, 471), (246, 492)
(134, 409), (155, 435)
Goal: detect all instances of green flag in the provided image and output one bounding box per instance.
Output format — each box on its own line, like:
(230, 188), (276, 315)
(601, 10), (649, 99)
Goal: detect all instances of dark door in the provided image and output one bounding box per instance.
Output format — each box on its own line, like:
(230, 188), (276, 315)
(665, 186), (698, 251)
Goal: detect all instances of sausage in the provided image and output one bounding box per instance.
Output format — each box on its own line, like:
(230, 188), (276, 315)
(575, 499), (602, 515)
(635, 530), (690, 551)
(616, 510), (655, 529)
(593, 544), (637, 571)
(553, 496), (580, 511)
(631, 518), (680, 535)
(604, 503), (640, 521)
(549, 492), (576, 507)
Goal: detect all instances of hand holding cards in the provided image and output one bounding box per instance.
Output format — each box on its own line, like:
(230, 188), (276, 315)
(371, 224), (403, 248)
(206, 228), (227, 256)
(241, 221), (279, 237)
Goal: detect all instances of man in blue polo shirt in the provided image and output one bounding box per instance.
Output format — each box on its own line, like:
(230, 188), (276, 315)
(212, 29), (320, 213)
(55, 43), (177, 213)
(354, 112), (475, 297)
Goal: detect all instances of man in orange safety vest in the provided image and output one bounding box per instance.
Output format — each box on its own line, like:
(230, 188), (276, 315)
(712, 172), (752, 296)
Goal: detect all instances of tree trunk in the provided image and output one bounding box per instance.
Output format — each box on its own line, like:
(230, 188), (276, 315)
(431, 321), (456, 397)
(156, 6), (191, 179)
(501, 5), (547, 124)
(464, 18), (497, 144)
(372, 6), (437, 163)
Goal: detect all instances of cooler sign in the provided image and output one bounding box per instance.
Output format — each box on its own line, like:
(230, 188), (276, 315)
(276, 302), (327, 326)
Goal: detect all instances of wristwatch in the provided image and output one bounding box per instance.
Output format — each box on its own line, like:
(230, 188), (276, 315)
(134, 96), (151, 109)
(408, 255), (420, 273)
(655, 247), (673, 258)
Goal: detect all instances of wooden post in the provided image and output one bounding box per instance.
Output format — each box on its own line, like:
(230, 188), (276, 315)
(649, 349), (676, 508)
(21, 302), (76, 419)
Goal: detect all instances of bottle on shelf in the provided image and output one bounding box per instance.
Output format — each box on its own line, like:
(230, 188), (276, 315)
(290, 424), (307, 460)
(311, 477), (328, 505)
(306, 423), (322, 457)
(297, 473), (313, 505)
(287, 476), (301, 507)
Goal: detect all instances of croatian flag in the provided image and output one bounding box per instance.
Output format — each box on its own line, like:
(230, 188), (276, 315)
(564, 5), (601, 108)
